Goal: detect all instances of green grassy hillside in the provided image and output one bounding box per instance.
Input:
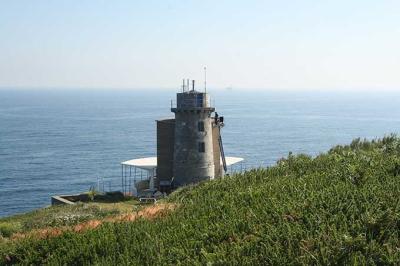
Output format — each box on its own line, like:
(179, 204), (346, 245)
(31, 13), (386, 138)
(2, 136), (400, 265)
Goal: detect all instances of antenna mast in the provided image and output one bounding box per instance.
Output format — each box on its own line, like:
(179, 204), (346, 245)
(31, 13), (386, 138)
(204, 66), (207, 93)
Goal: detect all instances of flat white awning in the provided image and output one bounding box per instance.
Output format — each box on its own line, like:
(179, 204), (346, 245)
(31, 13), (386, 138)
(121, 157), (157, 170)
(225, 157), (244, 166)
(121, 156), (243, 170)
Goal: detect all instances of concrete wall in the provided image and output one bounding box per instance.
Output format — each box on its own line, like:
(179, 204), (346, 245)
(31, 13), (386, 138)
(156, 119), (175, 190)
(51, 196), (75, 205)
(172, 91), (216, 186)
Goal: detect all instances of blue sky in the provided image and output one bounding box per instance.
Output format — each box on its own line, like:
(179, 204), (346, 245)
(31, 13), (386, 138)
(0, 0), (399, 90)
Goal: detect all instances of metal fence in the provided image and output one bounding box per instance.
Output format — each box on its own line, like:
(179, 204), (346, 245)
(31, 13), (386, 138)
(93, 163), (268, 194)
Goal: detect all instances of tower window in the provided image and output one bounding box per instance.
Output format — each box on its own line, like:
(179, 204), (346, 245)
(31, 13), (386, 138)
(198, 121), (204, 132)
(198, 142), (205, 153)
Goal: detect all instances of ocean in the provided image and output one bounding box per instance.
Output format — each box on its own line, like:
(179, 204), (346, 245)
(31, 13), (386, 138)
(1, 89), (400, 217)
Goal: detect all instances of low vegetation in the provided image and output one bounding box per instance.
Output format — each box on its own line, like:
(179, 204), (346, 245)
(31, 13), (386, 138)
(0, 199), (138, 239)
(2, 135), (400, 265)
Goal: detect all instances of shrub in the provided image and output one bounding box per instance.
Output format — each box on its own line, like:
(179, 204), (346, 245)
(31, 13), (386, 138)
(0, 222), (21, 238)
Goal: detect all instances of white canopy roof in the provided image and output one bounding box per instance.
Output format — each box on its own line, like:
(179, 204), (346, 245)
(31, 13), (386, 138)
(224, 156), (244, 166)
(121, 156), (244, 171)
(121, 157), (157, 170)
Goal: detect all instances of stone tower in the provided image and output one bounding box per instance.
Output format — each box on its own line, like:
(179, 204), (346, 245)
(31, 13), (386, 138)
(171, 81), (216, 186)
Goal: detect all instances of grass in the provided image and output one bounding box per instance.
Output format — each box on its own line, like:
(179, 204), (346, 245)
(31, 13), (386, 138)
(0, 199), (139, 239)
(2, 135), (400, 265)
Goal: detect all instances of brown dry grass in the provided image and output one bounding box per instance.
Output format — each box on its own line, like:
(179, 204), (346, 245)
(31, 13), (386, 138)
(10, 203), (176, 241)
(111, 203), (175, 222)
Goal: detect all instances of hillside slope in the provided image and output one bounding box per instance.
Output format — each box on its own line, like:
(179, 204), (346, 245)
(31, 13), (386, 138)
(2, 136), (400, 265)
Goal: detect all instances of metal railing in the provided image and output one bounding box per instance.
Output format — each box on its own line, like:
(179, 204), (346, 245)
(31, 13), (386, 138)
(92, 163), (268, 194)
(94, 176), (118, 193)
(170, 95), (212, 109)
(225, 162), (270, 175)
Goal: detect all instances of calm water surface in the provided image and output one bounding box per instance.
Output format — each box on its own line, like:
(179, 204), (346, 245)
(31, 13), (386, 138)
(1, 89), (400, 217)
